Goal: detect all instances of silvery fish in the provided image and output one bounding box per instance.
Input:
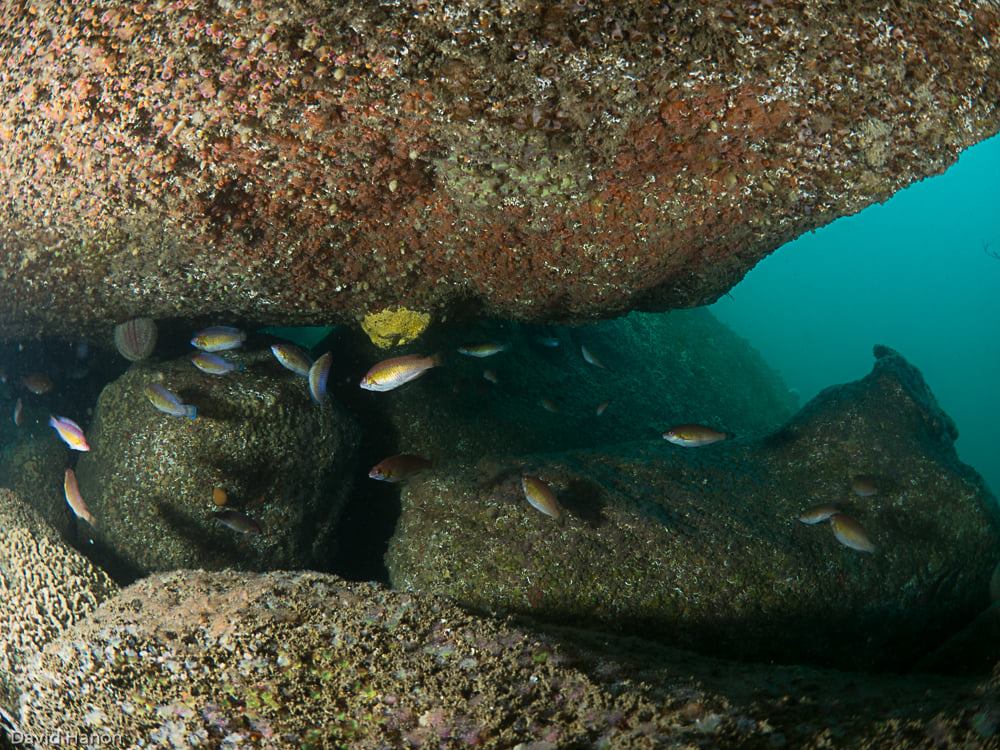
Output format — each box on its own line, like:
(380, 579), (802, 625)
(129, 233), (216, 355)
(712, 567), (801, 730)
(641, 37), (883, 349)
(483, 369), (499, 385)
(191, 351), (244, 375)
(309, 352), (332, 404)
(798, 504), (839, 525)
(662, 424), (729, 447)
(49, 415), (91, 451)
(12, 398), (22, 427)
(580, 344), (607, 369)
(191, 326), (246, 352)
(540, 398), (559, 413)
(271, 343), (312, 377)
(360, 353), (442, 392)
(368, 454), (433, 482)
(596, 400), (610, 416)
(64, 468), (96, 526)
(830, 513), (876, 553)
(457, 342), (509, 358)
(535, 336), (560, 348)
(144, 383), (198, 419)
(213, 509), (262, 534)
(521, 475), (562, 520)
(851, 475), (879, 497)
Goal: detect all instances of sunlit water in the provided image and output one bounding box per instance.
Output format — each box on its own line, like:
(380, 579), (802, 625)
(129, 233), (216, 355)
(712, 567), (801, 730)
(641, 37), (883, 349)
(713, 135), (1000, 496)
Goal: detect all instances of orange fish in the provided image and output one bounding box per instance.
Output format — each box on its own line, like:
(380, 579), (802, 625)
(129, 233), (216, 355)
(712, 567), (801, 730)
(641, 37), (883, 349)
(360, 354), (441, 392)
(830, 514), (875, 553)
(22, 372), (53, 395)
(521, 475), (562, 520)
(368, 454), (433, 482)
(662, 424), (729, 447)
(64, 468), (96, 526)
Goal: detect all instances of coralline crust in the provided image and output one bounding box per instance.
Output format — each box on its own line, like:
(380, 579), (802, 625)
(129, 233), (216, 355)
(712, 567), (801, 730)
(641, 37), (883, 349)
(0, 0), (997, 336)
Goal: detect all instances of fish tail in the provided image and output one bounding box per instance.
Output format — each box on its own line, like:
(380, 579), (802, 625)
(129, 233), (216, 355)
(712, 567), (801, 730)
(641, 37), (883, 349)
(185, 405), (198, 419)
(430, 352), (444, 367)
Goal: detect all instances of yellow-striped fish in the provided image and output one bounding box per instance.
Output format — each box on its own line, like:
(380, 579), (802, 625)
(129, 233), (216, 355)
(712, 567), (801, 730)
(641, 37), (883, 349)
(271, 343), (312, 377)
(191, 326), (246, 352)
(521, 475), (562, 520)
(458, 342), (509, 358)
(360, 353), (441, 392)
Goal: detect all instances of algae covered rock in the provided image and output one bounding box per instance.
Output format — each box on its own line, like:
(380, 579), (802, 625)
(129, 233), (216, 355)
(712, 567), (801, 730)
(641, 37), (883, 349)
(386, 346), (1000, 670)
(11, 568), (1000, 748)
(75, 351), (359, 575)
(0, 431), (69, 538)
(0, 489), (117, 713)
(1, 2), (998, 337)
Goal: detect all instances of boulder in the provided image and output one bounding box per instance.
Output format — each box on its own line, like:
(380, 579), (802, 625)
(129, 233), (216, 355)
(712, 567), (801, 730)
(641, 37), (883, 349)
(386, 346), (1000, 670)
(0, 489), (116, 716)
(75, 351), (359, 576)
(11, 568), (1000, 748)
(1, 2), (997, 336)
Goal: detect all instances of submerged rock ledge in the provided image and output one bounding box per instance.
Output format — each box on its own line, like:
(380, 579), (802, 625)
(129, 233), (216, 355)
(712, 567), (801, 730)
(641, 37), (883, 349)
(0, 1), (998, 336)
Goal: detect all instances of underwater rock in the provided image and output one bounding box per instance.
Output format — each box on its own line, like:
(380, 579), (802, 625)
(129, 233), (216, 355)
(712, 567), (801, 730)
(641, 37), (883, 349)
(1, 2), (998, 337)
(386, 346), (1000, 670)
(75, 351), (359, 576)
(0, 489), (117, 715)
(331, 309), (797, 461)
(11, 568), (1000, 748)
(0, 431), (72, 538)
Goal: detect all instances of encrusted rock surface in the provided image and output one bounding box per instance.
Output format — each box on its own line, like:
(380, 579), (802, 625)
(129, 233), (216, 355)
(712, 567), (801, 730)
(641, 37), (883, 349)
(11, 568), (1000, 748)
(74, 350), (359, 576)
(0, 489), (117, 715)
(387, 346), (1000, 670)
(1, 2), (998, 336)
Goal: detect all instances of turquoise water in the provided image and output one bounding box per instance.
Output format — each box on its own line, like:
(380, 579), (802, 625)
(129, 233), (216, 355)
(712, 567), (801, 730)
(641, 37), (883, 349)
(712, 135), (1000, 496)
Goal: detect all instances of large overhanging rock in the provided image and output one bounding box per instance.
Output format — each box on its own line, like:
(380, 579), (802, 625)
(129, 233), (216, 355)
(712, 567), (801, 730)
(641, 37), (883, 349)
(1, 1), (998, 336)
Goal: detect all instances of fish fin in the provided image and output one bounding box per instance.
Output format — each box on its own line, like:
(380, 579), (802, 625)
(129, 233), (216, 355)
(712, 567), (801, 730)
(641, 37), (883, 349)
(186, 405), (198, 419)
(430, 352), (444, 367)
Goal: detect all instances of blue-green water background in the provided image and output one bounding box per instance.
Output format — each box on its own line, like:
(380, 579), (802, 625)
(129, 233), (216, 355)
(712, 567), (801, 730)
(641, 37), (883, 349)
(712, 135), (1000, 496)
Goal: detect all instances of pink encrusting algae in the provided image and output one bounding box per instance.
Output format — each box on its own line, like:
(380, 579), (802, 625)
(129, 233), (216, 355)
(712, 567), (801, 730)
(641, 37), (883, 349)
(0, 2), (996, 336)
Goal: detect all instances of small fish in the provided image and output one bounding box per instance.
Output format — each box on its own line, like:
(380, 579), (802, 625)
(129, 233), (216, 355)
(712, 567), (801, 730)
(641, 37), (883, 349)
(213, 509), (262, 534)
(580, 345), (607, 369)
(829, 513), (876, 553)
(360, 353), (442, 392)
(12, 398), (22, 427)
(75, 341), (90, 360)
(64, 468), (96, 526)
(521, 475), (562, 520)
(483, 369), (499, 385)
(798, 504), (839, 525)
(49, 415), (91, 451)
(458, 342), (509, 358)
(596, 400), (610, 416)
(851, 475), (879, 497)
(191, 351), (244, 375)
(368, 454), (433, 482)
(662, 424), (729, 447)
(535, 336), (560, 348)
(540, 398), (559, 413)
(144, 383), (198, 419)
(309, 352), (332, 404)
(22, 372), (53, 394)
(271, 343), (312, 377)
(191, 326), (246, 352)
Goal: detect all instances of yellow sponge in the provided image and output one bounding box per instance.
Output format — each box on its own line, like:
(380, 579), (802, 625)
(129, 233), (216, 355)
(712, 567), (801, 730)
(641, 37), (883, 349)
(361, 307), (431, 349)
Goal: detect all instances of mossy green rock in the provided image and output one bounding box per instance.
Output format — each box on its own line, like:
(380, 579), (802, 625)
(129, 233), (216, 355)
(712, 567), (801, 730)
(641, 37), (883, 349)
(11, 569), (1000, 748)
(74, 351), (359, 575)
(387, 346), (1000, 670)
